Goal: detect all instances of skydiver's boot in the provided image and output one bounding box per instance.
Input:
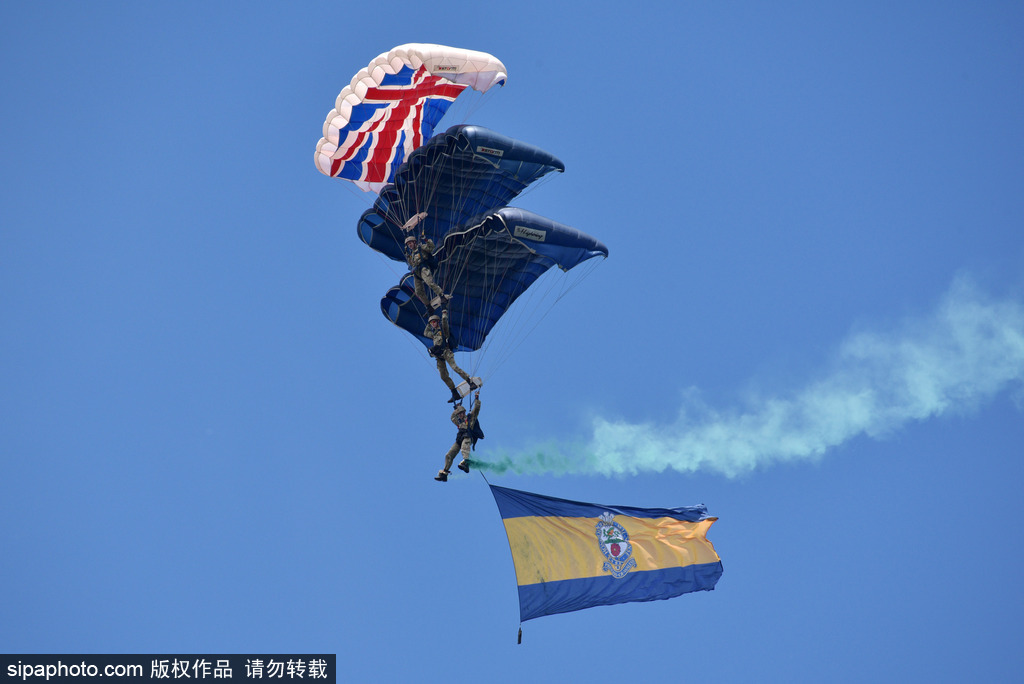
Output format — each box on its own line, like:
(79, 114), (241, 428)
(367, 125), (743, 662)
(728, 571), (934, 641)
(447, 387), (461, 403)
(458, 460), (470, 473)
(434, 470), (449, 482)
(468, 379), (479, 391)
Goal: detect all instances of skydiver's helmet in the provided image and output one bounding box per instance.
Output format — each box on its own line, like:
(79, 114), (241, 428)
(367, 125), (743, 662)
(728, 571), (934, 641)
(452, 404), (467, 421)
(428, 314), (440, 326)
(404, 235), (417, 249)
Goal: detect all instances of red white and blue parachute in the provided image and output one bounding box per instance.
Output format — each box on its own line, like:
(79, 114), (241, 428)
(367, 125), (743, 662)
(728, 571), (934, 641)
(314, 44), (507, 192)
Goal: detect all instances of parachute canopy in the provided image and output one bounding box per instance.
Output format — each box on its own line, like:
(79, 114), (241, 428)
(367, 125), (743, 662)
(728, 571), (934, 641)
(357, 125), (564, 263)
(315, 44), (508, 192)
(381, 207), (608, 352)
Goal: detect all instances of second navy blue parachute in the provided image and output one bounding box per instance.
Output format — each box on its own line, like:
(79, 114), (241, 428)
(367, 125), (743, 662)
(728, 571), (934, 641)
(381, 207), (608, 352)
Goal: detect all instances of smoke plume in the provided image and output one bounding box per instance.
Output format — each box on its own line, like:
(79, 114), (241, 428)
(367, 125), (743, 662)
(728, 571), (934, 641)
(474, 275), (1024, 477)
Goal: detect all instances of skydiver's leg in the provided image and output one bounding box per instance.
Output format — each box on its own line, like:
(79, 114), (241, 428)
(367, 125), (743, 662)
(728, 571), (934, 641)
(442, 440), (461, 474)
(435, 357), (456, 390)
(457, 437), (472, 472)
(443, 350), (472, 384)
(413, 276), (432, 309)
(420, 267), (446, 299)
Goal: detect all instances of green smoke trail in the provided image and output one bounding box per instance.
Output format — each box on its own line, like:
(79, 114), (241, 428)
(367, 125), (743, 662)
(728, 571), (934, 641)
(470, 441), (591, 475)
(472, 274), (1024, 478)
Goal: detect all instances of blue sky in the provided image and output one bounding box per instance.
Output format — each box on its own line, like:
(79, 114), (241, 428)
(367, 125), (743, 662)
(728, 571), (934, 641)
(3, 3), (1023, 682)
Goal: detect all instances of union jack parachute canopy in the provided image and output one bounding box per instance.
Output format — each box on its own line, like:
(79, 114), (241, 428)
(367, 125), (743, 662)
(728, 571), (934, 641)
(314, 44), (507, 192)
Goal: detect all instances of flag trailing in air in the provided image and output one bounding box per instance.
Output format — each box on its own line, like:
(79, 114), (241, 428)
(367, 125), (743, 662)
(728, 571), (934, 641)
(489, 485), (723, 623)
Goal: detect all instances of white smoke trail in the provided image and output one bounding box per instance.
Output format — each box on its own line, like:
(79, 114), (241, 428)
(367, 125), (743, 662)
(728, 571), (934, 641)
(475, 274), (1024, 477)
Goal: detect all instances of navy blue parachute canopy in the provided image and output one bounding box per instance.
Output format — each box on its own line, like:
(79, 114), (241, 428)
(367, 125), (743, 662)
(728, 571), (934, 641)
(357, 125), (565, 262)
(380, 207), (608, 352)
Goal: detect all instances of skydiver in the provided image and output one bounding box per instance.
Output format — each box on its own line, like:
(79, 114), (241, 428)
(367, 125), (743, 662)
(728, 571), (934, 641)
(435, 391), (483, 482)
(424, 309), (478, 403)
(402, 214), (449, 312)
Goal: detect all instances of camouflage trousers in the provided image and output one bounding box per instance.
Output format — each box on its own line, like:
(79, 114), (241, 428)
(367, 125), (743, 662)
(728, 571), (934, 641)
(441, 437), (472, 473)
(435, 349), (471, 391)
(414, 267), (445, 308)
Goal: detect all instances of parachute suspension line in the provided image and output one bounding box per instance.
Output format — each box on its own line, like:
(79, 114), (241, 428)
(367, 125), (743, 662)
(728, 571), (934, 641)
(481, 254), (604, 381)
(398, 317), (433, 364)
(445, 146), (485, 239)
(426, 153), (472, 368)
(449, 87), (496, 130)
(366, 128), (457, 246)
(341, 176), (377, 210)
(475, 232), (556, 372)
(342, 174), (414, 282)
(414, 127), (488, 229)
(441, 223), (480, 376)
(471, 230), (537, 377)
(478, 263), (562, 379)
(373, 243), (413, 281)
(435, 156), (500, 380)
(413, 132), (450, 221)
(454, 220), (526, 379)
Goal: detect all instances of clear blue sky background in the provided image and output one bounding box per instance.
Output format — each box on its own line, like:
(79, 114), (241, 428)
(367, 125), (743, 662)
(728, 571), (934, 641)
(3, 3), (1023, 682)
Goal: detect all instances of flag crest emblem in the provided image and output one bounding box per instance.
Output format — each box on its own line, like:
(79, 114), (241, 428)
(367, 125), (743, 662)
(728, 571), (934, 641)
(596, 512), (637, 579)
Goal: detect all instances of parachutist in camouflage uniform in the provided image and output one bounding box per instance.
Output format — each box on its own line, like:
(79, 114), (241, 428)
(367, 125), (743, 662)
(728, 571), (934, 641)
(425, 311), (477, 403)
(436, 391), (483, 482)
(402, 213), (448, 312)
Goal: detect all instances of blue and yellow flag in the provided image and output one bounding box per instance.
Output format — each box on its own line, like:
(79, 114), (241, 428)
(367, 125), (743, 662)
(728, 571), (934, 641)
(489, 485), (723, 622)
